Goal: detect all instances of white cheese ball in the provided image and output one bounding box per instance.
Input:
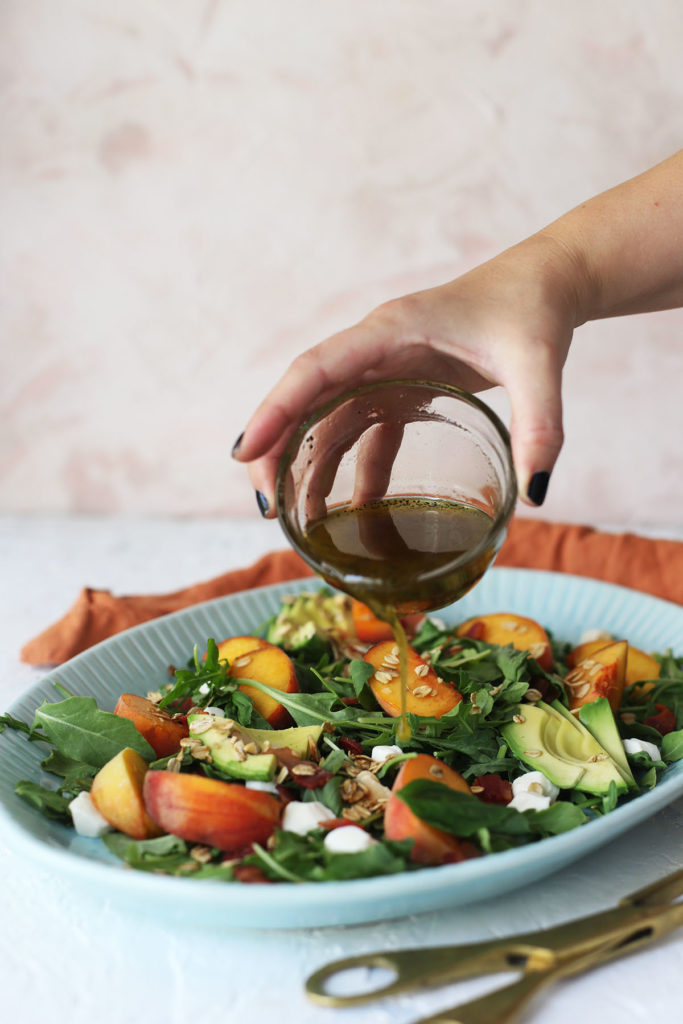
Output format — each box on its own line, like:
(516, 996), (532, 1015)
(323, 825), (376, 853)
(245, 780), (279, 794)
(69, 791), (113, 838)
(512, 771), (560, 802)
(623, 738), (662, 762)
(507, 790), (552, 813)
(281, 800), (336, 835)
(371, 744), (403, 763)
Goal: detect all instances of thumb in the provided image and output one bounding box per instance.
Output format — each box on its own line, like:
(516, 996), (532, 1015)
(503, 350), (565, 507)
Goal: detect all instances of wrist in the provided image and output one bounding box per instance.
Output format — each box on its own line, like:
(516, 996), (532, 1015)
(524, 229), (597, 328)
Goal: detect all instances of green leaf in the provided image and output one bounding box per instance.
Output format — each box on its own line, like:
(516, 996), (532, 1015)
(662, 728), (683, 763)
(349, 659), (375, 696)
(41, 749), (97, 779)
(397, 780), (586, 840)
(15, 780), (72, 821)
(0, 712), (36, 736)
(33, 697), (155, 767)
(103, 832), (193, 873)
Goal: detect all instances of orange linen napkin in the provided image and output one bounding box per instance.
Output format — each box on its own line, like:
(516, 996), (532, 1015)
(21, 520), (683, 667)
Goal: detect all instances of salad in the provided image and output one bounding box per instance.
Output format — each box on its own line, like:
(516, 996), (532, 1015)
(3, 590), (682, 885)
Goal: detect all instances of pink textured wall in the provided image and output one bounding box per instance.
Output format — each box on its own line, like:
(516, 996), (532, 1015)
(1, 1), (682, 526)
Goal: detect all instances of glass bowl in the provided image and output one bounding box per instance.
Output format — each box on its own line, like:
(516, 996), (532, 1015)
(275, 379), (516, 616)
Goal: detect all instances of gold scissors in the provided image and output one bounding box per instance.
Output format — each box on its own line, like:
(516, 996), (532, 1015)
(305, 868), (683, 1024)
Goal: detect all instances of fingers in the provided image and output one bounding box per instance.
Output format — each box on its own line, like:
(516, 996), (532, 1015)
(233, 321), (394, 467)
(501, 338), (566, 506)
(351, 421), (406, 507)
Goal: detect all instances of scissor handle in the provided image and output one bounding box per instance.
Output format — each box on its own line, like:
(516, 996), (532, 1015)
(305, 949), (461, 1007)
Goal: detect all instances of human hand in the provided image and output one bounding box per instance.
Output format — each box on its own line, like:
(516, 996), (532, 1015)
(233, 231), (585, 516)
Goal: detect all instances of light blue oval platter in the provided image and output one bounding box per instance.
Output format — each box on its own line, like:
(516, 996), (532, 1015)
(1, 568), (681, 929)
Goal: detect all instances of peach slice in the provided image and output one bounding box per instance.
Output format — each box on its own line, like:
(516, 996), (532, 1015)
(456, 612), (553, 671)
(114, 693), (189, 758)
(90, 748), (164, 840)
(143, 771), (282, 853)
(227, 643), (299, 728)
(351, 600), (425, 644)
(384, 754), (479, 865)
(564, 640), (628, 713)
(364, 641), (462, 719)
(567, 639), (660, 699)
(216, 635), (269, 663)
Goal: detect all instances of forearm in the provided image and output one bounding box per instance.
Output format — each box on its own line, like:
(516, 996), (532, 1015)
(536, 149), (683, 324)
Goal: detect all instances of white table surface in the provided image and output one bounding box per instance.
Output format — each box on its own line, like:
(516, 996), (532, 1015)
(1, 515), (682, 1024)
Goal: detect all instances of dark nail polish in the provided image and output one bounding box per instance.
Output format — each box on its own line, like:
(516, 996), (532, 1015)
(231, 432), (244, 458)
(527, 471), (550, 506)
(255, 490), (269, 517)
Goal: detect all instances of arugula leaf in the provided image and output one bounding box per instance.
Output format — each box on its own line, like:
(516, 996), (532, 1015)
(248, 830), (415, 882)
(103, 832), (195, 874)
(15, 780), (72, 821)
(662, 728), (683, 763)
(0, 712), (39, 737)
(41, 749), (97, 779)
(33, 697), (155, 767)
(397, 779), (586, 840)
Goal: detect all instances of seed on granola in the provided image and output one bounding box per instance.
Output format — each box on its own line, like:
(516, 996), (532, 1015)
(190, 845), (213, 864)
(525, 688), (543, 703)
(470, 785), (484, 793)
(391, 645), (399, 656)
(503, 620), (520, 631)
(412, 685), (432, 698)
(513, 714), (526, 724)
(528, 643), (546, 659)
(414, 663), (430, 678)
(428, 764), (444, 779)
(383, 653), (400, 666)
(528, 782), (544, 794)
(189, 717), (213, 734)
(489, 684), (503, 696)
(573, 682), (591, 698)
(470, 705), (482, 715)
(340, 779), (367, 803)
(243, 741), (260, 755)
(146, 690), (162, 704)
(524, 749), (542, 757)
(290, 762), (318, 777)
(374, 670), (393, 684)
(233, 655), (253, 668)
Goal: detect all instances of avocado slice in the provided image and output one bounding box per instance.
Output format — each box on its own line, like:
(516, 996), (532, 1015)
(187, 715), (277, 782)
(501, 705), (584, 791)
(578, 698), (636, 789)
(502, 703), (628, 796)
(546, 700), (635, 790)
(266, 592), (354, 654)
(241, 724), (324, 759)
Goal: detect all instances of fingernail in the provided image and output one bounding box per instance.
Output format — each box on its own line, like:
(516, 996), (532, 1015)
(255, 490), (269, 517)
(527, 471), (550, 506)
(231, 432), (244, 458)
